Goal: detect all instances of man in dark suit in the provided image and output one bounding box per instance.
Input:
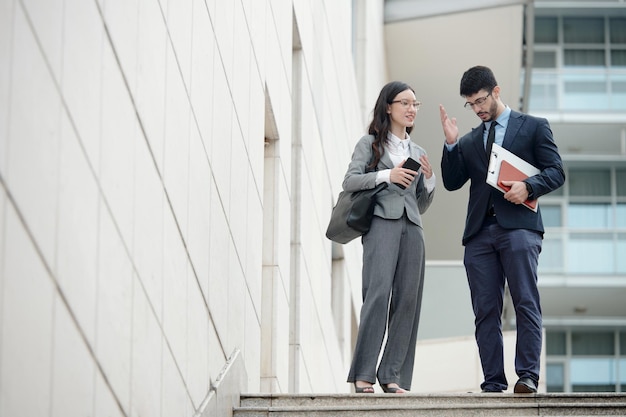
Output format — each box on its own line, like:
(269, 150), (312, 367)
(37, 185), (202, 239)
(439, 66), (565, 393)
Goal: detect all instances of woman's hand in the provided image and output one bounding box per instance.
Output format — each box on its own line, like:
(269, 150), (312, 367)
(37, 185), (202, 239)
(390, 160), (416, 189)
(419, 154), (433, 179)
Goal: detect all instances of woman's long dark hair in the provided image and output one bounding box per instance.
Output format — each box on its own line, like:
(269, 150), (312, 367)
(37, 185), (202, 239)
(367, 81), (415, 169)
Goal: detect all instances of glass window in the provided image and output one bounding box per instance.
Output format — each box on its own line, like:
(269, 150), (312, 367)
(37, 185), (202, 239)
(563, 81), (606, 95)
(569, 233), (614, 274)
(530, 73), (559, 110)
(622, 336), (626, 390)
(539, 237), (563, 272)
(547, 363), (565, 392)
(547, 331), (567, 355)
(564, 17), (605, 44)
(572, 332), (615, 355)
(617, 170), (626, 196)
(564, 49), (606, 67)
(564, 80), (606, 94)
(535, 16), (558, 43)
(542, 205), (562, 227)
(618, 206), (626, 228)
(568, 204), (612, 229)
(571, 358), (616, 392)
(614, 80), (626, 94)
(610, 18), (626, 43)
(546, 330), (626, 393)
(618, 234), (626, 274)
(534, 51), (557, 68)
(540, 238), (563, 272)
(569, 169), (611, 196)
(612, 50), (626, 67)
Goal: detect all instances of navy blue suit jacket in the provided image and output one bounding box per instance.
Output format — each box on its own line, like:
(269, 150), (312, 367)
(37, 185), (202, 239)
(441, 110), (565, 245)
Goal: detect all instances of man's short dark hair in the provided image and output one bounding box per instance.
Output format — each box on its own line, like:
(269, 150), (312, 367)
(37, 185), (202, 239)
(460, 66), (498, 97)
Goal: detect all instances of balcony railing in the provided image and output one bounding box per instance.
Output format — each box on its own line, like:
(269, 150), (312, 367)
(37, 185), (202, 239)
(525, 68), (626, 113)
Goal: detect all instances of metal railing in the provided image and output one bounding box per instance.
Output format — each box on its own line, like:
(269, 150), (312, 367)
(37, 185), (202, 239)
(524, 68), (626, 113)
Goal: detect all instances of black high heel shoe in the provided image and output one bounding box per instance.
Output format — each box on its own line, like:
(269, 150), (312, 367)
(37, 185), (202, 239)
(381, 384), (406, 394)
(354, 382), (375, 393)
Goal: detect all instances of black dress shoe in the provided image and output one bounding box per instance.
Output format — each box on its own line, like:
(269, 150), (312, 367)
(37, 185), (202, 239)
(481, 389), (503, 393)
(514, 377), (537, 393)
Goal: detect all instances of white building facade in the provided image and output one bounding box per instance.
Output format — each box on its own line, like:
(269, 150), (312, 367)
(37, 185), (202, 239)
(0, 0), (389, 415)
(1, 0), (625, 416)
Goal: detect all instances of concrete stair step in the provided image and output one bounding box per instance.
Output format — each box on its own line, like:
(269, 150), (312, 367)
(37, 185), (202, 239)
(233, 393), (626, 417)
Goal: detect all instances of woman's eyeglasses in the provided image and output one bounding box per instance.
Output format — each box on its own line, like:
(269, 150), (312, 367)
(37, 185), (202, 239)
(391, 100), (421, 110)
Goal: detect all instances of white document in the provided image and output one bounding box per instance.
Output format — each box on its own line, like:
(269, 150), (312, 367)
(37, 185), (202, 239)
(487, 143), (540, 212)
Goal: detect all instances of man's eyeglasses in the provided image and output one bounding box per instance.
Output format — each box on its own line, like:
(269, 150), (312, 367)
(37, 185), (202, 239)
(464, 92), (492, 109)
(391, 100), (421, 110)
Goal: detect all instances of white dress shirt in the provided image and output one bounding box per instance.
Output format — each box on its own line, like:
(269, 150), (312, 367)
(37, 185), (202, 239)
(376, 132), (436, 192)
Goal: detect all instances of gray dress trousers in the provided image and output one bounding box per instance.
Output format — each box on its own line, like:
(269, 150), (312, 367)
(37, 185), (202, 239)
(346, 214), (425, 390)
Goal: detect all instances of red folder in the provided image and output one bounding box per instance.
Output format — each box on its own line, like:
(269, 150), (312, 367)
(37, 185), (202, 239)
(497, 160), (538, 210)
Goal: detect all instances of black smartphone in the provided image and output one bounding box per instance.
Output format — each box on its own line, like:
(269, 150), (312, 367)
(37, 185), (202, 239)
(398, 157), (421, 189)
(402, 157), (421, 172)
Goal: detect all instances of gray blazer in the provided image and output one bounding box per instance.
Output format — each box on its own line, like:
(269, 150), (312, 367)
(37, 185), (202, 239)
(342, 134), (435, 228)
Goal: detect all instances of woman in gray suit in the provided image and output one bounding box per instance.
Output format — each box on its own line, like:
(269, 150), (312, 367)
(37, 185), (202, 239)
(345, 81), (435, 393)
